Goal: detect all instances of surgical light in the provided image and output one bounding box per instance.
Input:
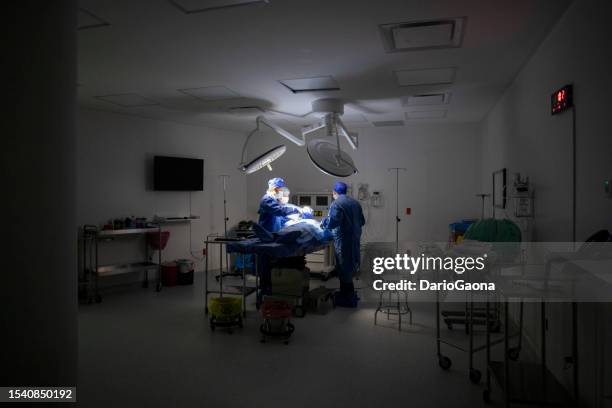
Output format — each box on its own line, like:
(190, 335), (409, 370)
(307, 139), (357, 177)
(238, 116), (304, 175)
(241, 145), (286, 174)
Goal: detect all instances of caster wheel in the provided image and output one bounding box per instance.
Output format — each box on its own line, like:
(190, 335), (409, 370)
(205, 307), (209, 315)
(95, 295), (102, 303)
(438, 356), (452, 370)
(238, 319), (243, 329)
(508, 347), (521, 361)
(260, 338), (266, 343)
(482, 390), (491, 403)
(210, 324), (216, 331)
(293, 306), (306, 318)
(228, 329), (233, 334)
(322, 275), (329, 282)
(156, 282), (162, 292)
(469, 368), (482, 384)
(87, 297), (93, 305)
(284, 340), (289, 345)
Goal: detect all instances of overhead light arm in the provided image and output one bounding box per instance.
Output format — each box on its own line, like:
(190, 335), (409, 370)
(335, 114), (358, 150)
(301, 121), (325, 137)
(257, 115), (305, 147)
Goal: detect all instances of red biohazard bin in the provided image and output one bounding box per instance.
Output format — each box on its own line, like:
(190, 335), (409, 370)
(161, 262), (178, 287)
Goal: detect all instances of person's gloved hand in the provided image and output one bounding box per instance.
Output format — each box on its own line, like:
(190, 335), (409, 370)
(301, 206), (314, 219)
(321, 216), (329, 228)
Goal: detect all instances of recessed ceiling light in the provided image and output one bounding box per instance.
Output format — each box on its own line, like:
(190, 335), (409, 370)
(279, 76), (340, 93)
(405, 110), (447, 120)
(95, 93), (158, 107)
(394, 67), (456, 87)
(168, 0), (269, 14)
(379, 17), (466, 52)
(402, 93), (451, 106)
(78, 8), (110, 30)
(372, 120), (405, 127)
(179, 86), (241, 101)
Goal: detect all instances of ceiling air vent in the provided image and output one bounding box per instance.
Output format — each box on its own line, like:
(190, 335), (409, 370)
(402, 93), (451, 106)
(372, 120), (405, 127)
(279, 76), (340, 93)
(168, 0), (268, 14)
(379, 17), (466, 52)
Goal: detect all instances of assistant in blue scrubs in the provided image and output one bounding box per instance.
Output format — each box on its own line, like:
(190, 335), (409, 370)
(322, 181), (365, 307)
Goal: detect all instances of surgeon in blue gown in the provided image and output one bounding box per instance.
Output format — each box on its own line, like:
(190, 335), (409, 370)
(322, 181), (365, 307)
(258, 178), (300, 233)
(257, 177), (301, 296)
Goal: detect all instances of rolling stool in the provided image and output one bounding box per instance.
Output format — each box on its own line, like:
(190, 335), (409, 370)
(374, 281), (412, 331)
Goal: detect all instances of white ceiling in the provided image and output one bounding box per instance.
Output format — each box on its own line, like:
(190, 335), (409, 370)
(78, 0), (572, 132)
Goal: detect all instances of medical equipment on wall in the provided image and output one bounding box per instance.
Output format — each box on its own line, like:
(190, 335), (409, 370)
(290, 192), (332, 219)
(512, 173), (533, 218)
(357, 183), (369, 201)
(388, 168), (407, 253)
(370, 191), (383, 208)
(475, 193), (491, 219)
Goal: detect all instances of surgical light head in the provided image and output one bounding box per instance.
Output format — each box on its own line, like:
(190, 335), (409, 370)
(241, 145), (286, 174)
(238, 116), (304, 175)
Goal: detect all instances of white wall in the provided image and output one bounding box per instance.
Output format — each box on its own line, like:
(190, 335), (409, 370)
(480, 0), (612, 242)
(246, 122), (482, 243)
(479, 0), (612, 405)
(77, 109), (247, 270)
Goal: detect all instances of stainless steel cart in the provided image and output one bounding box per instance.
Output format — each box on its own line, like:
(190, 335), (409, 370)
(81, 225), (163, 303)
(203, 237), (257, 318)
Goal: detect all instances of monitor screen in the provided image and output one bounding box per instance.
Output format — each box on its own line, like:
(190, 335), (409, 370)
(153, 156), (203, 191)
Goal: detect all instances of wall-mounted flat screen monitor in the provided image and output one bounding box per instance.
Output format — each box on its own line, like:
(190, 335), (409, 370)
(153, 156), (203, 191)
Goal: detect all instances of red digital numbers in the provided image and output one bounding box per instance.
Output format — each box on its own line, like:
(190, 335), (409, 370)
(551, 85), (573, 115)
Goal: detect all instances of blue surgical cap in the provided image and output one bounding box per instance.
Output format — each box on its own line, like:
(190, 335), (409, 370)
(334, 181), (347, 195)
(268, 177), (285, 189)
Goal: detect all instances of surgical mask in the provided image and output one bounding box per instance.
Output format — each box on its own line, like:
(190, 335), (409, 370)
(280, 196), (289, 204)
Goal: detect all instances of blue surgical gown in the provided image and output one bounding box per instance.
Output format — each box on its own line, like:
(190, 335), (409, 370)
(322, 195), (365, 283)
(258, 195), (300, 233)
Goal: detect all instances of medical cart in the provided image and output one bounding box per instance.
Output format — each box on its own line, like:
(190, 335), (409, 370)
(203, 236), (257, 319)
(81, 224), (164, 303)
(482, 284), (575, 406)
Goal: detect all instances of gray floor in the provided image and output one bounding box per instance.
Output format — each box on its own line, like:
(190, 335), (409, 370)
(78, 272), (503, 408)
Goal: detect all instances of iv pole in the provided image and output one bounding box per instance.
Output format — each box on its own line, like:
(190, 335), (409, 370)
(219, 175), (230, 272)
(388, 168), (406, 253)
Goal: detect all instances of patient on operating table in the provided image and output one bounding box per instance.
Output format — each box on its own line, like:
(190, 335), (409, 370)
(253, 207), (332, 245)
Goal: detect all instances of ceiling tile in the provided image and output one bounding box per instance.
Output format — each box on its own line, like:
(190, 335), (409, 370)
(394, 67), (456, 86)
(179, 86), (241, 101)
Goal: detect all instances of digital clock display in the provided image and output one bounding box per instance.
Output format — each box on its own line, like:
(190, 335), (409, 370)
(551, 84), (573, 115)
